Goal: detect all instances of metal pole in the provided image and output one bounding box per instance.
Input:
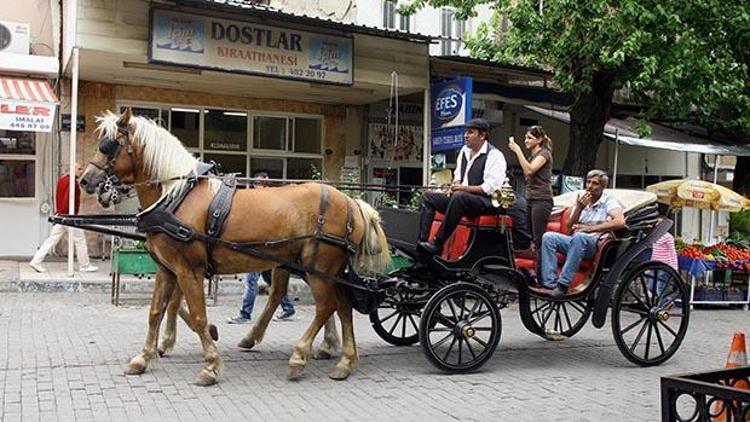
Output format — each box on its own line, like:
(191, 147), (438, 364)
(68, 47), (79, 276)
(612, 129), (619, 188)
(422, 87), (431, 186)
(708, 154), (720, 242)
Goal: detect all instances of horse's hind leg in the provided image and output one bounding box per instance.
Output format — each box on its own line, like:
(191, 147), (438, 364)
(312, 316), (340, 360)
(126, 266), (177, 375)
(287, 275), (336, 380)
(159, 288), (220, 357)
(175, 268), (221, 386)
(239, 268), (287, 349)
(329, 287), (357, 380)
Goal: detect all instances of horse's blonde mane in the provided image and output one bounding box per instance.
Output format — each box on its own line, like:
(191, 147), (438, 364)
(95, 111), (197, 184)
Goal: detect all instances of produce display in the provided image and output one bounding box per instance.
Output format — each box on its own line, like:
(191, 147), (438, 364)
(676, 239), (750, 271)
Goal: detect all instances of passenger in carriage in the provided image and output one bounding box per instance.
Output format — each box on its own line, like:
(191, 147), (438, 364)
(417, 118), (507, 255)
(537, 169), (625, 298)
(508, 125), (554, 268)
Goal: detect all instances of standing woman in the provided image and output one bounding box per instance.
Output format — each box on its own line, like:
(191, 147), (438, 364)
(508, 126), (554, 273)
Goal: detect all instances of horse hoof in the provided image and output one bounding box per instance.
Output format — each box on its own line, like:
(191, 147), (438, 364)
(328, 366), (352, 381)
(124, 356), (146, 375)
(209, 324), (219, 342)
(286, 364), (306, 380)
(195, 369), (218, 386)
(237, 337), (255, 350)
(312, 349), (333, 360)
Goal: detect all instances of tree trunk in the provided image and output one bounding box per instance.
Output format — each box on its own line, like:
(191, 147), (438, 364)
(562, 71), (616, 178)
(733, 155), (750, 196)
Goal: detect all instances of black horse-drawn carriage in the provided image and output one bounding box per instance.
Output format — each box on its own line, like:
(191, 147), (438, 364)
(369, 189), (690, 373)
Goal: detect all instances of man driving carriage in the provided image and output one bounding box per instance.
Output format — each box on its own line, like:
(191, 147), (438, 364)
(417, 118), (508, 255)
(536, 169), (625, 298)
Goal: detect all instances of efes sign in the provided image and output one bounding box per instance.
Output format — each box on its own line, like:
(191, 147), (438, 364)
(431, 77), (472, 130)
(430, 77), (472, 152)
(149, 9), (353, 85)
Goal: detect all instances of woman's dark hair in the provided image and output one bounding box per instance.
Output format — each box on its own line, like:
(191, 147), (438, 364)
(527, 125), (553, 152)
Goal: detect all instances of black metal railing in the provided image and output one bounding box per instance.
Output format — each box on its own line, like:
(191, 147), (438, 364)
(661, 366), (750, 421)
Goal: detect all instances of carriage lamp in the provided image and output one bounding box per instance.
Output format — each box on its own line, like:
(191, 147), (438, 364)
(491, 178), (516, 209)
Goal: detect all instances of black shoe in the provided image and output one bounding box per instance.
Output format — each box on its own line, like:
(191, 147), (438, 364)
(549, 283), (568, 299)
(418, 241), (440, 255)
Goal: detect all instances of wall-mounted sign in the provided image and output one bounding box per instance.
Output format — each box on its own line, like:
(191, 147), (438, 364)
(0, 101), (55, 133)
(61, 114), (85, 132)
(149, 9), (353, 85)
(430, 77), (472, 152)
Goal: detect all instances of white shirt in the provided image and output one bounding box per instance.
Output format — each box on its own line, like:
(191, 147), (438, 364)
(453, 141), (507, 196)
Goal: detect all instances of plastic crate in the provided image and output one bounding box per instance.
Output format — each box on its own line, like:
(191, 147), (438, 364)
(113, 248), (157, 275)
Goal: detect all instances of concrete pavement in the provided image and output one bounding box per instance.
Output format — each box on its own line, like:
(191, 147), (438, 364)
(0, 291), (747, 421)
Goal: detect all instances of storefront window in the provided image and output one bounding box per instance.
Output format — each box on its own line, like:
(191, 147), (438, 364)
(250, 157), (284, 179)
(0, 130), (35, 154)
(0, 160), (34, 198)
(205, 109), (247, 151)
(253, 116), (287, 150)
(170, 108), (200, 148)
(287, 158), (322, 180)
(204, 153), (247, 176)
(293, 118), (322, 154)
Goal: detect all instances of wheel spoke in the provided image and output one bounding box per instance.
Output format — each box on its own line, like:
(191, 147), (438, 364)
(388, 313), (404, 335)
(401, 313), (407, 339)
(447, 297), (459, 321)
(644, 321), (653, 360)
(443, 335), (458, 362)
(657, 319), (679, 338)
(562, 303), (573, 331)
(468, 310), (492, 325)
(639, 275), (653, 307)
(431, 332), (454, 349)
(407, 314), (419, 333)
(460, 293), (467, 320)
(553, 303), (562, 332)
(621, 315), (647, 335)
(531, 300), (554, 316)
(379, 309), (400, 324)
(457, 337), (463, 365)
(620, 306), (650, 316)
(627, 285), (651, 311)
(653, 321), (667, 355)
(465, 296), (482, 321)
(567, 300), (587, 315)
(465, 336), (477, 360)
(541, 302), (556, 327)
(629, 317), (650, 353)
(469, 335), (488, 348)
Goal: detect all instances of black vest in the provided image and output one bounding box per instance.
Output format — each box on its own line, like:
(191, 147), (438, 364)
(459, 143), (496, 186)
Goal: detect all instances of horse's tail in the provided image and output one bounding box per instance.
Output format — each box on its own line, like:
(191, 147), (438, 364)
(353, 199), (391, 276)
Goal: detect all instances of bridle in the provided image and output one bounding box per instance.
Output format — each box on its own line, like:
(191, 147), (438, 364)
(90, 123), (137, 178)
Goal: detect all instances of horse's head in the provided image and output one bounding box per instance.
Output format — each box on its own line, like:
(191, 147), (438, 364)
(80, 108), (139, 207)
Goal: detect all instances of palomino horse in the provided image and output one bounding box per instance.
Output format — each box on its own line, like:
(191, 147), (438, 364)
(80, 108), (390, 385)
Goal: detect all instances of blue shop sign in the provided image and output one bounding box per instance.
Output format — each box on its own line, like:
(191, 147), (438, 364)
(431, 77), (472, 151)
(430, 77), (472, 130)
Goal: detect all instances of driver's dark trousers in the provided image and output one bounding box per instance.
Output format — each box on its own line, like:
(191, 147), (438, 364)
(418, 191), (494, 247)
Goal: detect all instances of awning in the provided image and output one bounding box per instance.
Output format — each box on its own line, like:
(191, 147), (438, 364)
(525, 105), (750, 157)
(0, 77), (58, 133)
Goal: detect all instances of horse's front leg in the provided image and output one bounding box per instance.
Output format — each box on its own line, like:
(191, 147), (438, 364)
(287, 276), (336, 380)
(175, 267), (221, 386)
(125, 266), (177, 375)
(159, 289), (219, 357)
(312, 316), (340, 360)
(329, 287), (357, 380)
(239, 268), (287, 349)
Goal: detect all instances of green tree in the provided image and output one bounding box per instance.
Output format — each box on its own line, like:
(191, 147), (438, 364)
(402, 0), (750, 193)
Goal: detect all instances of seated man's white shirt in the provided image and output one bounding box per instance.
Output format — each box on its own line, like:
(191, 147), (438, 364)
(452, 141), (507, 195)
(574, 192), (623, 237)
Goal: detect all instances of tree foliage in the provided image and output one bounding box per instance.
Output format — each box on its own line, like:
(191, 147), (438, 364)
(402, 0), (750, 180)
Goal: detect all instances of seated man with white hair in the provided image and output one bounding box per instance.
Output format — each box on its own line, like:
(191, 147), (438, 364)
(537, 169), (625, 298)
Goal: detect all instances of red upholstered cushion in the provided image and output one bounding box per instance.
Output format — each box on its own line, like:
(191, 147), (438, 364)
(433, 212), (514, 228)
(558, 207), (573, 235)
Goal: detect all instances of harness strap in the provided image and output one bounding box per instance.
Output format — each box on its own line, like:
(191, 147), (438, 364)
(311, 184), (330, 264)
(205, 176), (237, 277)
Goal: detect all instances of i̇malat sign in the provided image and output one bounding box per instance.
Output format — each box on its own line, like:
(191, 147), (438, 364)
(149, 8), (354, 85)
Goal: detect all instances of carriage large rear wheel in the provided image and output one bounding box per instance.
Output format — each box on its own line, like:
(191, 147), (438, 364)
(611, 261), (690, 366)
(419, 282), (501, 373)
(528, 294), (591, 339)
(369, 282), (426, 346)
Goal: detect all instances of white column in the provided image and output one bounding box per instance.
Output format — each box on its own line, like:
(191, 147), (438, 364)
(422, 87), (431, 186)
(68, 47), (80, 276)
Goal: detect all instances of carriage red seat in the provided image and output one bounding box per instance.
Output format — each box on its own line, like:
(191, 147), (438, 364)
(514, 206), (611, 292)
(428, 212), (513, 261)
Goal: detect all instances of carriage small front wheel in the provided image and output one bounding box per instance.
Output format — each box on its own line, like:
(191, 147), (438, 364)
(369, 282), (425, 346)
(419, 282), (501, 373)
(611, 261), (690, 366)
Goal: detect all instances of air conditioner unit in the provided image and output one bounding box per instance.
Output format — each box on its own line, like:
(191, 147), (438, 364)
(0, 20), (30, 55)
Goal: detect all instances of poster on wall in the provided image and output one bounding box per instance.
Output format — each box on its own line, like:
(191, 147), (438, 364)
(368, 123), (423, 162)
(149, 8), (353, 85)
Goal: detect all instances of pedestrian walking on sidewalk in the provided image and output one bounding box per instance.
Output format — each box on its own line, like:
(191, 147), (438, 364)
(29, 163), (98, 273)
(227, 270), (296, 324)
